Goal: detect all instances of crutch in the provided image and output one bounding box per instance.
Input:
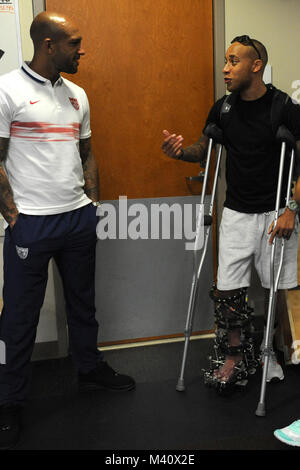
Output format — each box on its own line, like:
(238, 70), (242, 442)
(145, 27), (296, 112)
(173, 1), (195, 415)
(176, 123), (224, 392)
(255, 125), (296, 417)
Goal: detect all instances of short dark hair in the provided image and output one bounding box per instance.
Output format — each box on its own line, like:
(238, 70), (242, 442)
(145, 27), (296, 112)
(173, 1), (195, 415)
(231, 35), (268, 68)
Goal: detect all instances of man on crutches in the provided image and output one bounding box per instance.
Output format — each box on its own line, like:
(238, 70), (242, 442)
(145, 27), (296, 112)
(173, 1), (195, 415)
(162, 35), (300, 392)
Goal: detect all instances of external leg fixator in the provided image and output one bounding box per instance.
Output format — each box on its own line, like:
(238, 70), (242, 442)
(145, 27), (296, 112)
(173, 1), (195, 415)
(203, 285), (259, 393)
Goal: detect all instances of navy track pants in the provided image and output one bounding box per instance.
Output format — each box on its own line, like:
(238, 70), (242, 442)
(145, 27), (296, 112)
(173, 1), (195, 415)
(0, 203), (103, 405)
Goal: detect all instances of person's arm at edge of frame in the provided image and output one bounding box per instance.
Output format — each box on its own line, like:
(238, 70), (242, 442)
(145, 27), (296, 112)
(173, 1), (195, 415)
(161, 130), (209, 166)
(0, 137), (19, 228)
(79, 137), (100, 202)
(268, 140), (300, 244)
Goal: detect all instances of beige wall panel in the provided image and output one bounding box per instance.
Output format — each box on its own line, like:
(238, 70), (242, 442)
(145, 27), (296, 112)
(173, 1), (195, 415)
(19, 0), (34, 61)
(225, 0), (300, 97)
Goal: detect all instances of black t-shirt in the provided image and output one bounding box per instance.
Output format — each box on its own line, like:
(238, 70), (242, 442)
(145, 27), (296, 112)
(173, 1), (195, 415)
(204, 86), (300, 213)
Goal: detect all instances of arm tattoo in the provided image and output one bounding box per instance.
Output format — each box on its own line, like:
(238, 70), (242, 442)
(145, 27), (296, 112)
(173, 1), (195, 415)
(0, 138), (8, 160)
(0, 138), (18, 225)
(180, 134), (209, 165)
(79, 138), (100, 201)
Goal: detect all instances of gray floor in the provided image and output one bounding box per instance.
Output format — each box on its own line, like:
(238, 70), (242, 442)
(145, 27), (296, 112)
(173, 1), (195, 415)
(15, 324), (300, 451)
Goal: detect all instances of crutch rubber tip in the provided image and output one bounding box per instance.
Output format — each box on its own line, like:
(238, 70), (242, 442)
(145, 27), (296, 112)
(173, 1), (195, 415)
(255, 403), (266, 417)
(176, 379), (185, 392)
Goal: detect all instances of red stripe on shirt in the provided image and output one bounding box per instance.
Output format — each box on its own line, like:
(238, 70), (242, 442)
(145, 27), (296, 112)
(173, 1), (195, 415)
(10, 121), (81, 139)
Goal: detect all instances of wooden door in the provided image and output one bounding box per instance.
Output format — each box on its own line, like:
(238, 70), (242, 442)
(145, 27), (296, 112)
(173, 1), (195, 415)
(46, 0), (214, 200)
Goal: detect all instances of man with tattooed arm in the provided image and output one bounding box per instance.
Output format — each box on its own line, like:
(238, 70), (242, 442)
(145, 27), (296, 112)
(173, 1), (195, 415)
(0, 12), (134, 450)
(162, 36), (300, 391)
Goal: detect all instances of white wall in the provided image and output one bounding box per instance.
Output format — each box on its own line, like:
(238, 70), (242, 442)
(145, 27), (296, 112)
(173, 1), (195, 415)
(19, 0), (34, 61)
(225, 0), (300, 99)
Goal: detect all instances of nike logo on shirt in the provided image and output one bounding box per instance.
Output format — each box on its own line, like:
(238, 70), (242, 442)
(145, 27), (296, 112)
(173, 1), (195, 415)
(30, 100), (40, 105)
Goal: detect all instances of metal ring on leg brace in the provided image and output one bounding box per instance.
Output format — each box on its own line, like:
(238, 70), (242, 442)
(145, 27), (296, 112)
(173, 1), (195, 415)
(203, 284), (259, 393)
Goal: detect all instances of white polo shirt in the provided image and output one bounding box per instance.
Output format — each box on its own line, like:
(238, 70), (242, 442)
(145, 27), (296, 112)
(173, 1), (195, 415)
(0, 62), (92, 216)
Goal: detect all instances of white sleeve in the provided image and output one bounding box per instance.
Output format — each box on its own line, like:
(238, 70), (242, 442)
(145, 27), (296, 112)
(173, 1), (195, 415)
(0, 87), (13, 138)
(80, 89), (92, 139)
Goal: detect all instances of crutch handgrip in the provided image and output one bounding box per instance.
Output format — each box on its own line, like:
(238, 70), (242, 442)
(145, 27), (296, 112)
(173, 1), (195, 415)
(204, 123), (224, 144)
(204, 215), (213, 226)
(276, 125), (296, 149)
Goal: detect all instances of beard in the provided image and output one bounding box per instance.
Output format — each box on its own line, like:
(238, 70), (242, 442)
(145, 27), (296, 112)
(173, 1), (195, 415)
(55, 56), (79, 75)
(62, 61), (78, 74)
(228, 76), (252, 93)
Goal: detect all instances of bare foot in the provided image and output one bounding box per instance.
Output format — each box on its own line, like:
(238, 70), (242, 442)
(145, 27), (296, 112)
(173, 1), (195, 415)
(214, 355), (243, 382)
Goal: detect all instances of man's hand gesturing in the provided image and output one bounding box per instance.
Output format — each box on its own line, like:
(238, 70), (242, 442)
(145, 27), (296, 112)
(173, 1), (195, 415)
(161, 130), (184, 159)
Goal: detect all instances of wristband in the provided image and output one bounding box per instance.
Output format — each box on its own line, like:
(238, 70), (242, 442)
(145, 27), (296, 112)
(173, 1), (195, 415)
(287, 199), (300, 212)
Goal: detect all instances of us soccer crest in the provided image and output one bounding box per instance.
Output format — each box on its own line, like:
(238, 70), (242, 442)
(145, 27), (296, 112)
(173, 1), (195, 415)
(69, 97), (80, 110)
(16, 245), (29, 260)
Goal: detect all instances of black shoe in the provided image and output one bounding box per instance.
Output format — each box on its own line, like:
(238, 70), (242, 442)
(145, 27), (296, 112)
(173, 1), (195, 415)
(0, 404), (21, 450)
(78, 361), (135, 392)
